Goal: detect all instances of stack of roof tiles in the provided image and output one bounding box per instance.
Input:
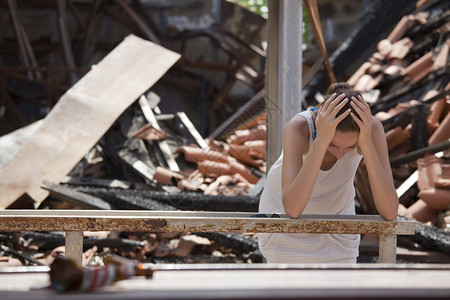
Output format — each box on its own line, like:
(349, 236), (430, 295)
(345, 0), (449, 229)
(151, 122), (266, 196)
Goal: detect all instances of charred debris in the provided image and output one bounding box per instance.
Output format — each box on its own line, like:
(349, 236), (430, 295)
(0, 0), (450, 266)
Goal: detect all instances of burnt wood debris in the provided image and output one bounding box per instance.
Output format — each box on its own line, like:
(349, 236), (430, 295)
(0, 0), (449, 269)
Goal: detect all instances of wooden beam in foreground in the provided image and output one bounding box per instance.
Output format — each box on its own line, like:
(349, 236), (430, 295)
(0, 210), (416, 265)
(0, 210), (415, 234)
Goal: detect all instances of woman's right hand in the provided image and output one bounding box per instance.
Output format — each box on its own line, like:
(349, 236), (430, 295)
(314, 93), (350, 146)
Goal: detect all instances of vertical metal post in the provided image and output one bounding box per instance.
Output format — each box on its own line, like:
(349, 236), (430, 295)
(379, 234), (397, 263)
(66, 231), (83, 267)
(265, 0), (303, 169)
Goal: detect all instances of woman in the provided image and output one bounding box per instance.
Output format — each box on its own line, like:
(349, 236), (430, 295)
(258, 82), (398, 263)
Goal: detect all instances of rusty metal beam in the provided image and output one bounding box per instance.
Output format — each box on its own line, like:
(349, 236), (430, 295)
(0, 210), (416, 266)
(0, 210), (416, 235)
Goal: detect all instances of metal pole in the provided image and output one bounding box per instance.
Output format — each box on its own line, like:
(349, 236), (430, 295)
(265, 0), (303, 169)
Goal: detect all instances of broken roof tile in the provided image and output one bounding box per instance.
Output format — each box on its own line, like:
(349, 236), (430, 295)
(386, 126), (411, 151)
(387, 15), (417, 43)
(347, 62), (372, 86)
(426, 90), (447, 131)
(419, 188), (450, 210)
(226, 125), (266, 144)
(377, 39), (393, 57)
(204, 175), (233, 195)
(429, 107), (450, 146)
(418, 154), (443, 191)
(132, 123), (167, 141)
(153, 166), (185, 185)
(176, 146), (229, 163)
(401, 51), (434, 83)
(228, 143), (265, 169)
(432, 40), (450, 71)
(435, 164), (450, 189)
(388, 37), (414, 60)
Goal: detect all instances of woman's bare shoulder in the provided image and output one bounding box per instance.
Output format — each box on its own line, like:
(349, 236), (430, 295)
(284, 114), (310, 136)
(371, 116), (385, 139)
(283, 114), (311, 152)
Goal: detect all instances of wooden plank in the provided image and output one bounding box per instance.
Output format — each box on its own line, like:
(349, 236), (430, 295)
(41, 181), (113, 210)
(138, 96), (180, 172)
(0, 210), (416, 235)
(0, 210), (416, 267)
(379, 234), (397, 263)
(0, 120), (43, 171)
(65, 231), (83, 266)
(0, 35), (181, 209)
(176, 112), (208, 149)
(304, 0), (336, 84)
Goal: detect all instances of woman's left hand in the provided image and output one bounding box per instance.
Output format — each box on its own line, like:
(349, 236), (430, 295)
(350, 95), (373, 147)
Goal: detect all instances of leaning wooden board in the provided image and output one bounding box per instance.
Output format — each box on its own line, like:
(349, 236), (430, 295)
(0, 35), (180, 209)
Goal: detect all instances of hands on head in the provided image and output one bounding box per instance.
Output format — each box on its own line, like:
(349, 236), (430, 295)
(315, 92), (372, 149)
(350, 95), (373, 147)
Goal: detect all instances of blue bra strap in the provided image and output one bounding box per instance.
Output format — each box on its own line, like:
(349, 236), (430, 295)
(309, 107), (317, 140)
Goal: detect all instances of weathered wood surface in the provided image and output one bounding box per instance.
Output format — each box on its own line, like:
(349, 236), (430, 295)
(0, 210), (416, 264)
(1, 264), (450, 299)
(0, 210), (416, 235)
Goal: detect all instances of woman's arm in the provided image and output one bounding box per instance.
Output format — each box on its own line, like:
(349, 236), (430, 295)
(281, 118), (326, 218)
(351, 96), (399, 220)
(282, 94), (350, 218)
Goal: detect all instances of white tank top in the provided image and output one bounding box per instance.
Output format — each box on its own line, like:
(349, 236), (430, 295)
(258, 110), (363, 263)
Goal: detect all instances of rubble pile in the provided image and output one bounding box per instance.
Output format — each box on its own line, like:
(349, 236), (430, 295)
(344, 0), (450, 233)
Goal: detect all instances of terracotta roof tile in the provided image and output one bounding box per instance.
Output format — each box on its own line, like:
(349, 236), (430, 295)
(375, 101), (413, 121)
(176, 146), (228, 163)
(197, 160), (231, 177)
(435, 164), (450, 189)
(401, 51), (434, 83)
(229, 161), (259, 184)
(425, 90), (447, 131)
(347, 62), (372, 86)
(226, 125), (266, 144)
(356, 73), (384, 93)
(419, 188), (450, 210)
(177, 170), (204, 191)
(388, 37), (414, 60)
(204, 175), (232, 195)
(403, 199), (437, 225)
(386, 126), (411, 151)
(432, 40), (450, 70)
(377, 39), (392, 57)
(228, 142), (265, 169)
(132, 123), (167, 140)
(417, 154), (443, 191)
(368, 63), (384, 75)
(387, 15), (417, 43)
(153, 166), (185, 185)
(416, 0), (433, 10)
(384, 65), (403, 77)
(390, 57), (408, 68)
(429, 107), (450, 146)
